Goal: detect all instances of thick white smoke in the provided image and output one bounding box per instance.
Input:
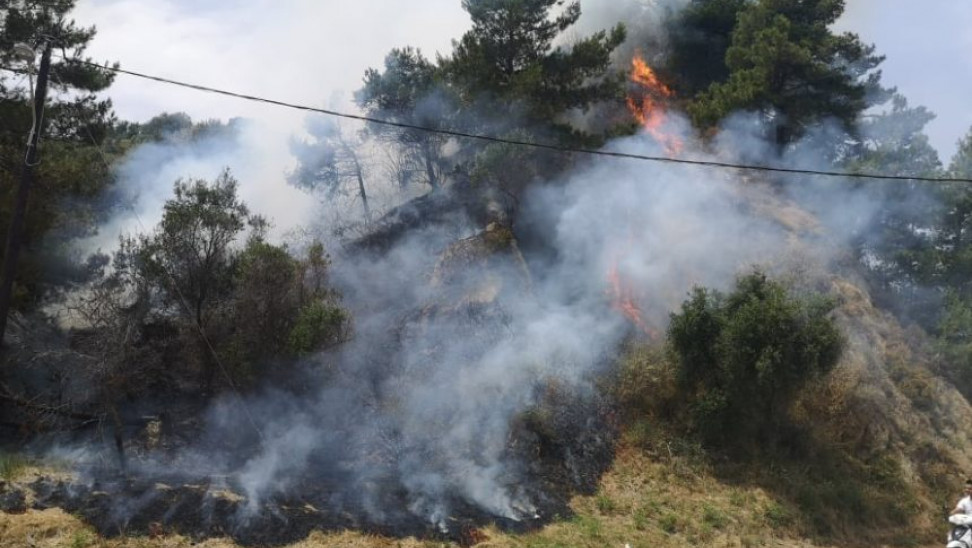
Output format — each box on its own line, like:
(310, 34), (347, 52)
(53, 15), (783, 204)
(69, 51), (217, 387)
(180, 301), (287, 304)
(59, 0), (947, 534)
(135, 109), (871, 529)
(77, 118), (317, 255)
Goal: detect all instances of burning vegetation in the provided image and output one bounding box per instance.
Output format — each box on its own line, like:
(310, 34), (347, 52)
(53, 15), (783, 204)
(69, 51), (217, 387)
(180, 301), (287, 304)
(2, 0), (972, 547)
(626, 54), (683, 156)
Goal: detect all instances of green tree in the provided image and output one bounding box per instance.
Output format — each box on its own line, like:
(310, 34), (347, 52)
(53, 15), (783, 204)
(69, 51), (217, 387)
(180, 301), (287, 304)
(949, 128), (972, 179)
(145, 170), (257, 330)
(356, 47), (448, 190)
(288, 241), (349, 356)
(931, 129), (972, 380)
(438, 0), (626, 199)
(932, 129), (972, 297)
(0, 0), (117, 307)
(289, 117), (372, 220)
(445, 0), (626, 128)
(112, 170), (256, 389)
(665, 0), (750, 98)
(688, 0), (883, 148)
(220, 236), (300, 380)
(845, 95), (943, 325)
(850, 95), (942, 177)
(92, 173), (350, 390)
(668, 272), (843, 449)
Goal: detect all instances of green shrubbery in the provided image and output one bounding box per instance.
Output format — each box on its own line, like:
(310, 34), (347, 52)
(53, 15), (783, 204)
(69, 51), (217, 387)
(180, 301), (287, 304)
(288, 299), (350, 356)
(667, 271), (843, 449)
(79, 172), (351, 393)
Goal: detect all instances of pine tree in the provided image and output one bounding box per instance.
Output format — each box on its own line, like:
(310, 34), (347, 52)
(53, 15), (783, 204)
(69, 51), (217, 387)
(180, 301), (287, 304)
(0, 0), (117, 307)
(688, 0), (883, 149)
(445, 0), (626, 128)
(289, 117), (372, 221)
(356, 47), (448, 190)
(665, 0), (750, 98)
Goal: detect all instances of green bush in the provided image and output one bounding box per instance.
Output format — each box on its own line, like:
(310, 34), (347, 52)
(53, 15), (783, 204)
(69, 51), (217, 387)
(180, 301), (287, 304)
(668, 271), (843, 448)
(288, 299), (349, 356)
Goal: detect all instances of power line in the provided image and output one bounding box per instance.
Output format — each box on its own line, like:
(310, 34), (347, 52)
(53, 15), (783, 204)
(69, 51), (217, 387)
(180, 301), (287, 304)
(47, 56), (972, 185)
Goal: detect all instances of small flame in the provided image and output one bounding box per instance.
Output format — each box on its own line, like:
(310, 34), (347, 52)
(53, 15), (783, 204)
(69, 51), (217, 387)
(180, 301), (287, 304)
(627, 54), (682, 156)
(606, 248), (659, 340)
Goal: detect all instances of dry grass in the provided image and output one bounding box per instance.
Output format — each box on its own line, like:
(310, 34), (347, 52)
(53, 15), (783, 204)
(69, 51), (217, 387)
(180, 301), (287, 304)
(0, 509), (438, 548)
(1, 269), (957, 548)
(0, 440), (864, 548)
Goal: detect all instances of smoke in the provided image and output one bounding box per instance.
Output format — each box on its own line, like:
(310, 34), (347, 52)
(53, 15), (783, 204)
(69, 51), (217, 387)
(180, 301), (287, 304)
(50, 0), (950, 536)
(572, 0), (691, 66)
(59, 91), (919, 535)
(75, 116), (318, 255)
(83, 108), (889, 534)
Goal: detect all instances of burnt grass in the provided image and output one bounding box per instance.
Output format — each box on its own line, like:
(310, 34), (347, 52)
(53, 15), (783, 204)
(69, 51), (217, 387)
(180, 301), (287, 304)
(7, 392), (617, 547)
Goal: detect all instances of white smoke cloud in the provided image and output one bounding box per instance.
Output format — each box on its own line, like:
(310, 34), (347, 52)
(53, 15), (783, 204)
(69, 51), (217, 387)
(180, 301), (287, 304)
(53, 0), (952, 533)
(136, 110), (863, 529)
(71, 0), (472, 243)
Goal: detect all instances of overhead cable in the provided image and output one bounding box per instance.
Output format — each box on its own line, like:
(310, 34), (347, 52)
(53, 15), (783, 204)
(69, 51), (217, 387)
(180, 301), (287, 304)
(6, 57), (972, 184)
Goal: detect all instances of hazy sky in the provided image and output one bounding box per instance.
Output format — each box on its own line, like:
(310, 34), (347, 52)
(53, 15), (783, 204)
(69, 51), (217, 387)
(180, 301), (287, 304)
(836, 0), (972, 162)
(70, 0), (970, 161)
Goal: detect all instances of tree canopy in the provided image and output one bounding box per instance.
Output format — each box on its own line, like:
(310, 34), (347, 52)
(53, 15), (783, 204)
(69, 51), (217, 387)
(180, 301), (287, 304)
(683, 0), (883, 148)
(0, 0), (117, 308)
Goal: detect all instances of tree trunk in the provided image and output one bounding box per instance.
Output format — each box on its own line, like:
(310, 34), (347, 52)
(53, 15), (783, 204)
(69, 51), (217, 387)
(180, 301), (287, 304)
(422, 140), (438, 189)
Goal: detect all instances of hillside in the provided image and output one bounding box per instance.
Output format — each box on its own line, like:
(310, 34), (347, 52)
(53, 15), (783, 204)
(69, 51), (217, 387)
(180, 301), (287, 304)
(1, 178), (969, 548)
(3, 1), (972, 547)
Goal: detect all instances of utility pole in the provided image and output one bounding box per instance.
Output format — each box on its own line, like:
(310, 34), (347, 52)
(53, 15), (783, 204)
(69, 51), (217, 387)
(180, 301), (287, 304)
(0, 41), (53, 346)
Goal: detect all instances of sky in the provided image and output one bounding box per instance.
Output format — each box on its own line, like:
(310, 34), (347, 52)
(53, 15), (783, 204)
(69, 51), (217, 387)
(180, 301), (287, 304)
(70, 0), (972, 162)
(71, 0), (471, 131)
(836, 0), (972, 162)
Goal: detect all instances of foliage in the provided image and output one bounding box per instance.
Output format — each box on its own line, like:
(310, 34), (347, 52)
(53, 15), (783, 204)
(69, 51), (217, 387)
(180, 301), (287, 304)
(356, 0), (626, 200)
(81, 173), (350, 391)
(447, 0), (625, 122)
(851, 123), (972, 383)
(289, 117), (373, 220)
(937, 129), (972, 297)
(687, 0), (883, 148)
(142, 170), (256, 329)
(849, 95), (942, 177)
(355, 47), (449, 190)
(445, 0), (626, 137)
(950, 127), (972, 179)
(219, 236), (301, 379)
(665, 0), (750, 98)
(110, 112), (242, 147)
(834, 96), (944, 327)
(0, 0), (117, 308)
(287, 299), (349, 356)
(667, 272), (843, 448)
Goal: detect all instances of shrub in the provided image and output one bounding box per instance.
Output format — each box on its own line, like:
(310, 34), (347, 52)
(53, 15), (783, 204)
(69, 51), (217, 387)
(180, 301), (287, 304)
(288, 299), (350, 356)
(668, 271), (843, 449)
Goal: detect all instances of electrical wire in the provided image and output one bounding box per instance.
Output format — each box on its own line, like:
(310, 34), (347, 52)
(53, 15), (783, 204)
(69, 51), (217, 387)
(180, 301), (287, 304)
(46, 56), (972, 185)
(3, 57), (971, 183)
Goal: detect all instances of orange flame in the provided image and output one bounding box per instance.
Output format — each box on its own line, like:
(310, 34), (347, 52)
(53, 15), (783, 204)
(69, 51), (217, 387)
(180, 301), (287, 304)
(627, 54), (682, 156)
(606, 247), (659, 340)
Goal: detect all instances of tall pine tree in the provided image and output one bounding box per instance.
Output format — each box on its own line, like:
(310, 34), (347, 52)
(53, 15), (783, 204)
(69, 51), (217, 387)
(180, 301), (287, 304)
(0, 0), (117, 307)
(687, 0), (883, 149)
